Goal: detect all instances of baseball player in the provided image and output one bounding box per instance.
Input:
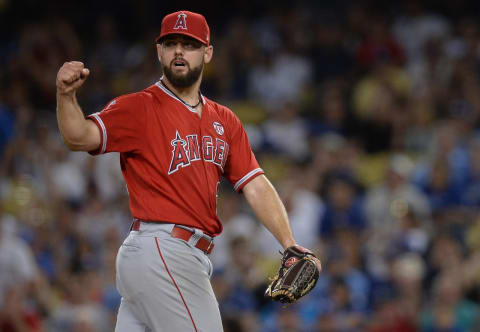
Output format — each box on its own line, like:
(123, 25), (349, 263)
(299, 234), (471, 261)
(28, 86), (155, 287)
(56, 10), (318, 332)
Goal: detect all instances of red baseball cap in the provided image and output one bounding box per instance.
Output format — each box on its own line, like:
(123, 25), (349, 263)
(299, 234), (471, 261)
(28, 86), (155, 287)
(156, 11), (210, 46)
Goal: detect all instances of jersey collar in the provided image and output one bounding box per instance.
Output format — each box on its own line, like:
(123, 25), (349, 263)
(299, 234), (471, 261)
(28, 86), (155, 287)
(155, 78), (205, 114)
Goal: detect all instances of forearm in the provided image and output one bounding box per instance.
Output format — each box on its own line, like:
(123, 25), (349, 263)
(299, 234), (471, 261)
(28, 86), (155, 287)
(57, 91), (99, 151)
(243, 175), (296, 249)
(56, 61), (97, 151)
(56, 93), (87, 148)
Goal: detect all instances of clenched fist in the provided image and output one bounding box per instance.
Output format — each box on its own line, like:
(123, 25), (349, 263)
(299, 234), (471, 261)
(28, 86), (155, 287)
(56, 61), (90, 95)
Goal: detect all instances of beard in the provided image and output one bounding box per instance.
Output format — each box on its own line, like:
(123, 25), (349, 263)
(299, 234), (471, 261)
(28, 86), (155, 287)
(163, 60), (203, 88)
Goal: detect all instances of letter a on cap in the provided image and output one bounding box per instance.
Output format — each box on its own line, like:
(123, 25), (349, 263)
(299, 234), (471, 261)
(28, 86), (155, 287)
(173, 12), (187, 30)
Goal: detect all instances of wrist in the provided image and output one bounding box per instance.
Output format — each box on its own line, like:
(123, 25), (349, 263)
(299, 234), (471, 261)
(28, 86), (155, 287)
(57, 89), (76, 99)
(282, 239), (297, 249)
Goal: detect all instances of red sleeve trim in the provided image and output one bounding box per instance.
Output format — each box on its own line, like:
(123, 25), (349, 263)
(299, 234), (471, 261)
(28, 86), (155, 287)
(86, 113), (106, 155)
(234, 168), (264, 192)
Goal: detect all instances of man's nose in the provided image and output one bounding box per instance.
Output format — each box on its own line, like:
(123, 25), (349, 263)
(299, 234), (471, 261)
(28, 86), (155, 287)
(174, 43), (184, 55)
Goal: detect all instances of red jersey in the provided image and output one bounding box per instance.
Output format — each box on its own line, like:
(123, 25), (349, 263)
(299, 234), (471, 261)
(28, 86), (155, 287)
(87, 81), (263, 236)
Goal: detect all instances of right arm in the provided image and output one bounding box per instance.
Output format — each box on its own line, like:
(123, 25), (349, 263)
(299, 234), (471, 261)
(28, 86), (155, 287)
(56, 61), (100, 151)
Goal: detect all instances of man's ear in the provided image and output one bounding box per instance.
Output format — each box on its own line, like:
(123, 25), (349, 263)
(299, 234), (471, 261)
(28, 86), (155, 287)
(204, 45), (213, 64)
(156, 44), (163, 61)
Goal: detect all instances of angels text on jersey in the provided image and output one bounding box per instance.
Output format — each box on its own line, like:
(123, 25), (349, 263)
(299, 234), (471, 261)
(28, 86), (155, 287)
(168, 131), (229, 175)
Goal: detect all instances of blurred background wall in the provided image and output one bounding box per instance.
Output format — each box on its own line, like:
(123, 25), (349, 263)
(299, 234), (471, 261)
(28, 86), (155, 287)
(2, 0), (480, 331)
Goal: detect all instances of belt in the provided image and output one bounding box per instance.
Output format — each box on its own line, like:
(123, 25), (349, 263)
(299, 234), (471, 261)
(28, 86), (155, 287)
(131, 220), (214, 254)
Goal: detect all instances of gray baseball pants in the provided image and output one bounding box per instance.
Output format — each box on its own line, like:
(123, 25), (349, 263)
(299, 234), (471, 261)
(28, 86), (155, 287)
(114, 222), (223, 332)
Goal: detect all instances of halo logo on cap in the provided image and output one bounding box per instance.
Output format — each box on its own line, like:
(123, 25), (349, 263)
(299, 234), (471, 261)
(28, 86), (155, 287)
(173, 12), (187, 30)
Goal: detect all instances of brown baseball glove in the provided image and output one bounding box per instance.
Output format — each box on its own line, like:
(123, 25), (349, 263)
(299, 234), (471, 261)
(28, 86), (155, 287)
(265, 245), (321, 303)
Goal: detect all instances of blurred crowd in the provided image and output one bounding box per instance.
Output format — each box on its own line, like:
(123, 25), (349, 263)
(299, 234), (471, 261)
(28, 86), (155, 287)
(2, 0), (480, 331)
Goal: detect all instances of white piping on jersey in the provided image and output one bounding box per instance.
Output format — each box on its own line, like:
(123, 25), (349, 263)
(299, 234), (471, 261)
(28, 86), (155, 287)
(234, 168), (263, 191)
(91, 113), (107, 154)
(155, 79), (205, 114)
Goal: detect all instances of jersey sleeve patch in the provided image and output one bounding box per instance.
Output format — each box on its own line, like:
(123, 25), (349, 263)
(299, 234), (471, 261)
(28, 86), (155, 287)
(86, 93), (145, 154)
